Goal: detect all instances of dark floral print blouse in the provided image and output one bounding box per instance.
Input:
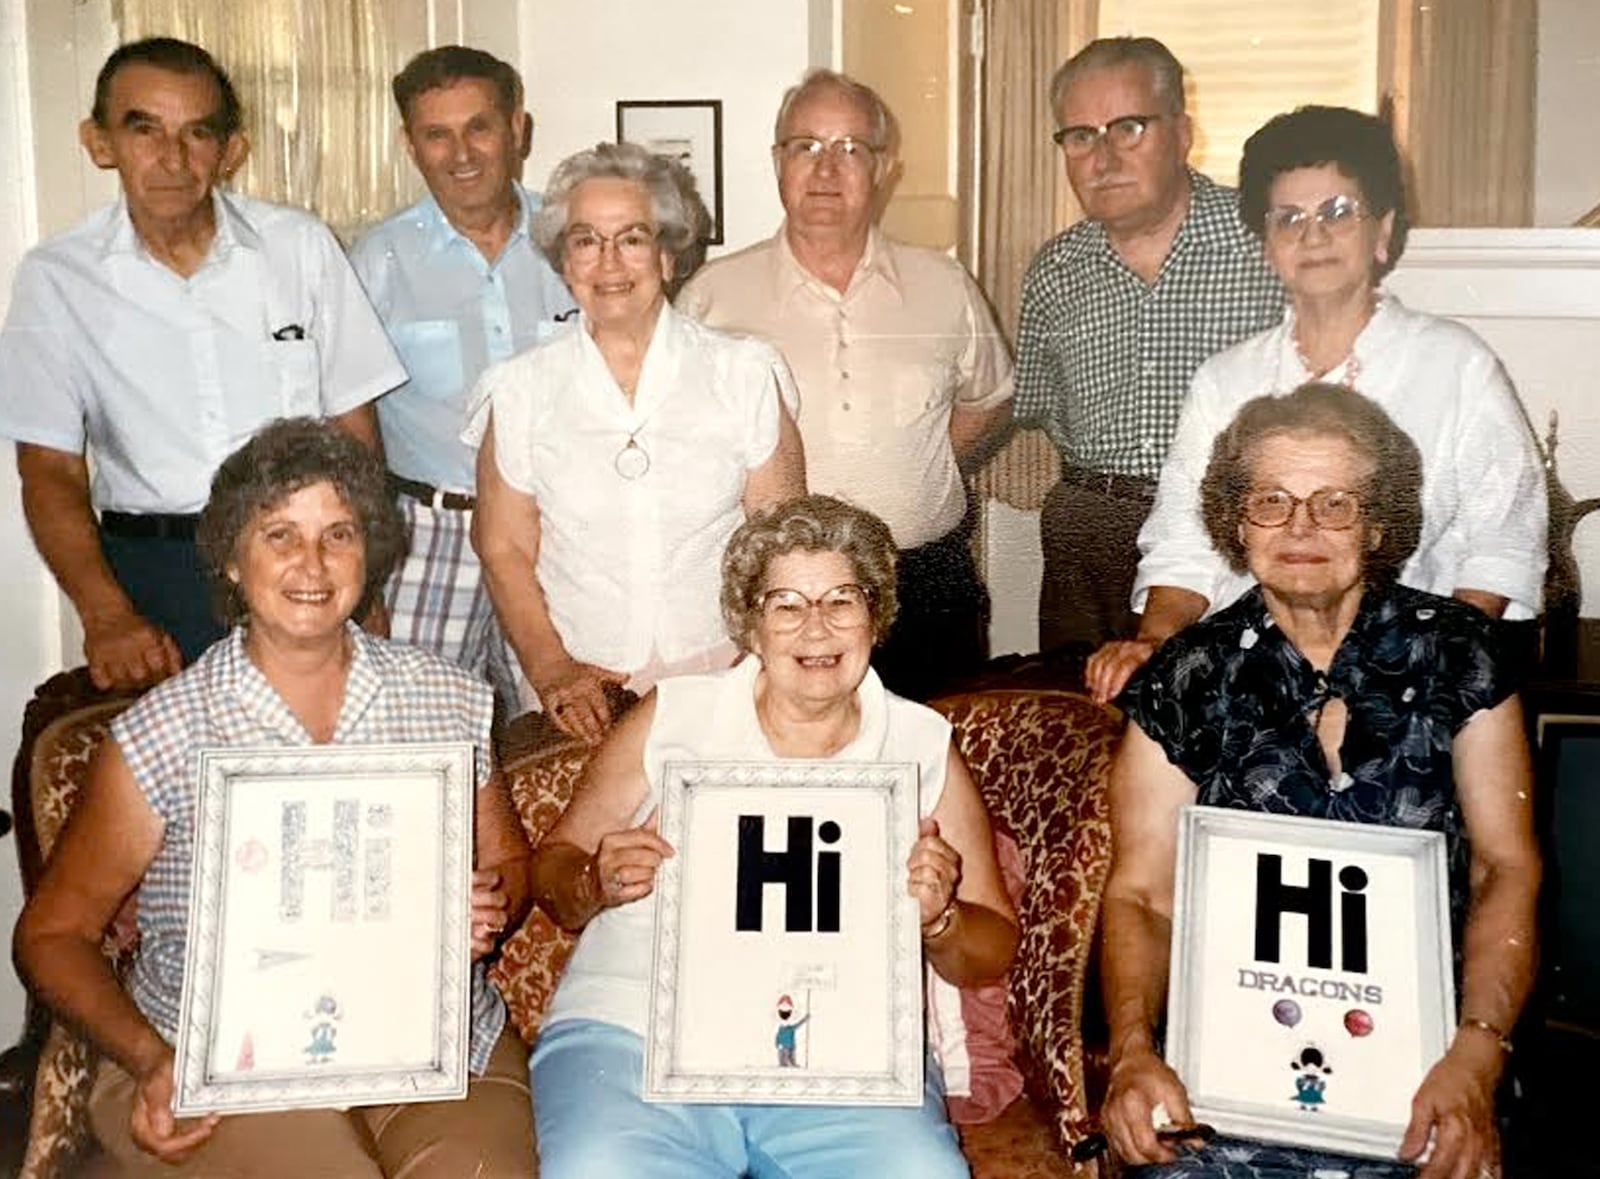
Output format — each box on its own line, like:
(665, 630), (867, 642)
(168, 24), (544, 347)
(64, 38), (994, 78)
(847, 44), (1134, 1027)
(1120, 581), (1513, 936)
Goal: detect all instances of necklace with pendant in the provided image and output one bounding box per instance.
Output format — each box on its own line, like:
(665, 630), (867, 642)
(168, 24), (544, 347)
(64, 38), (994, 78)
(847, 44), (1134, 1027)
(614, 430), (651, 480)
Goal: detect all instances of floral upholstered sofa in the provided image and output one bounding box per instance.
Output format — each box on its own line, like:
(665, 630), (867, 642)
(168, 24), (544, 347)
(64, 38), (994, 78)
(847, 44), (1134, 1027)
(7, 677), (1119, 1179)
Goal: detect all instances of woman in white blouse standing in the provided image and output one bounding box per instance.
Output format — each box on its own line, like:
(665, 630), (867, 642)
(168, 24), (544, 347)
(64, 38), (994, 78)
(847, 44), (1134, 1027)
(469, 143), (805, 743)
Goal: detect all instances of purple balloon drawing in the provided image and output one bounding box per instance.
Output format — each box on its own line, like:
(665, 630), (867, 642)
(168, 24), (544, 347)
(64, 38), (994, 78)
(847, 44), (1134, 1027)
(1272, 999), (1302, 1028)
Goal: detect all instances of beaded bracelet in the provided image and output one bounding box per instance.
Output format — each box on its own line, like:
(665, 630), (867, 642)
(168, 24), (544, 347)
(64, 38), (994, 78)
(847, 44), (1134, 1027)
(921, 898), (959, 942)
(1459, 1017), (1514, 1054)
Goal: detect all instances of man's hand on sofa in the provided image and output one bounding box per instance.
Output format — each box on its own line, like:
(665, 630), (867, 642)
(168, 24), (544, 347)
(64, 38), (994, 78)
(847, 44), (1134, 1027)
(131, 1051), (220, 1164)
(1101, 1048), (1198, 1164)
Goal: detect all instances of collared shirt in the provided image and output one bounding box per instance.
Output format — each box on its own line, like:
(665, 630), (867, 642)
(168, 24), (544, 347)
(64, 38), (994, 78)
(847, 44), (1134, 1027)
(113, 625), (506, 1075)
(1012, 171), (1284, 478)
(0, 191), (404, 513)
(1120, 581), (1515, 939)
(679, 227), (1012, 548)
(463, 302), (798, 673)
(1134, 295), (1548, 620)
(350, 184), (576, 492)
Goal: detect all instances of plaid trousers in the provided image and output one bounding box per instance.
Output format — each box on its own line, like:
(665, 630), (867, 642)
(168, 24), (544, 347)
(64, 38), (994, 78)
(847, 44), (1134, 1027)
(385, 496), (518, 712)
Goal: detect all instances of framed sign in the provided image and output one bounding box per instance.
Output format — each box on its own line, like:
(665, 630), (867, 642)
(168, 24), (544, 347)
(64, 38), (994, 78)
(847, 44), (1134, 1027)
(616, 99), (724, 243)
(1166, 807), (1455, 1159)
(172, 743), (476, 1116)
(644, 760), (924, 1105)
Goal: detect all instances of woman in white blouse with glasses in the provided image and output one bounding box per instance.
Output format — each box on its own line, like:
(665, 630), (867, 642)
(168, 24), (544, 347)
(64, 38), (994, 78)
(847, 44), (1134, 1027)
(469, 142), (805, 743)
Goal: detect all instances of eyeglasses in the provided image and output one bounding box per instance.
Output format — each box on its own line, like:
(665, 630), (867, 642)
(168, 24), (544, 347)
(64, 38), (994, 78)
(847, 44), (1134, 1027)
(1242, 488), (1364, 531)
(1051, 113), (1162, 158)
(1264, 194), (1369, 240)
(563, 223), (659, 265)
(758, 584), (874, 633)
(775, 136), (883, 166)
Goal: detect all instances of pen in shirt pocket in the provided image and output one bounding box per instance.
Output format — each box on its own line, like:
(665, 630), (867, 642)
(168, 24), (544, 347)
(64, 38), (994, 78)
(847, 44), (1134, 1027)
(271, 324), (307, 341)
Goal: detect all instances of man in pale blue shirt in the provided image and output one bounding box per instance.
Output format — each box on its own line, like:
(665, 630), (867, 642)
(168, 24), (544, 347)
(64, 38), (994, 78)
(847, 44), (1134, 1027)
(351, 46), (574, 710)
(0, 38), (402, 690)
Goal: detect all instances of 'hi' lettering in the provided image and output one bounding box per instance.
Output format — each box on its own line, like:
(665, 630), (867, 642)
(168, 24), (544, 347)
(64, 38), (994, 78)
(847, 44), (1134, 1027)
(735, 815), (842, 932)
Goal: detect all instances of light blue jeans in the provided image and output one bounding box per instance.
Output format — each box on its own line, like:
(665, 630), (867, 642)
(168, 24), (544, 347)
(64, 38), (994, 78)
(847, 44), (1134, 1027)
(531, 1019), (969, 1179)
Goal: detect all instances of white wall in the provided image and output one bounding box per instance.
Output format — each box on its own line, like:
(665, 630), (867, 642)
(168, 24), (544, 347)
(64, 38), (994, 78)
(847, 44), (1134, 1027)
(1535, 0), (1600, 226)
(519, 0), (824, 257)
(0, 0), (116, 1048)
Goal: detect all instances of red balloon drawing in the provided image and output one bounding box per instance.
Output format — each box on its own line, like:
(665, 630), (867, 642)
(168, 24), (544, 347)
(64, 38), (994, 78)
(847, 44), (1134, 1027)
(1344, 1009), (1374, 1037)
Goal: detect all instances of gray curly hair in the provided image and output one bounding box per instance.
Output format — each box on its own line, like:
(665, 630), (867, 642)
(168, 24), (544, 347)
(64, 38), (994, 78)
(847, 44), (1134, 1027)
(721, 495), (899, 652)
(533, 141), (710, 283)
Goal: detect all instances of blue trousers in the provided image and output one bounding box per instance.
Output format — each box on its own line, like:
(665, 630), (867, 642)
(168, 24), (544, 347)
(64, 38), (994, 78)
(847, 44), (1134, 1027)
(100, 532), (225, 662)
(531, 1019), (969, 1179)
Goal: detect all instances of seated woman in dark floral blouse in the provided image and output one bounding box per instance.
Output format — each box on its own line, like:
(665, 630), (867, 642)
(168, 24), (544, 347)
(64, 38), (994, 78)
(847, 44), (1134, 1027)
(1099, 383), (1541, 1179)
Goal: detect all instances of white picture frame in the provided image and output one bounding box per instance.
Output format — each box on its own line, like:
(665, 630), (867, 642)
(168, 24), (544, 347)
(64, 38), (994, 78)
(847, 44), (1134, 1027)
(1166, 806), (1456, 1159)
(172, 743), (476, 1116)
(644, 760), (924, 1106)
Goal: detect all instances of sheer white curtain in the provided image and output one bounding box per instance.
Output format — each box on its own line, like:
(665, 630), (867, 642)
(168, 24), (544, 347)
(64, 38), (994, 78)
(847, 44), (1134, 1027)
(116, 0), (434, 239)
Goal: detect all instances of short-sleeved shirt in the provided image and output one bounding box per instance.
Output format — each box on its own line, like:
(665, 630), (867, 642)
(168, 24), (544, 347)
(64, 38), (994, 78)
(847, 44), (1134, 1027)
(462, 302), (798, 673)
(679, 228), (1012, 548)
(1119, 582), (1513, 932)
(113, 625), (506, 1074)
(1012, 171), (1283, 478)
(349, 185), (576, 492)
(0, 191), (404, 513)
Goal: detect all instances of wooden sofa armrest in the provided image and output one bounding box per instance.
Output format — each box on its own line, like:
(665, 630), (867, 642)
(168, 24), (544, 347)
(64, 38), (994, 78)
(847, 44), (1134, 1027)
(934, 689), (1121, 1158)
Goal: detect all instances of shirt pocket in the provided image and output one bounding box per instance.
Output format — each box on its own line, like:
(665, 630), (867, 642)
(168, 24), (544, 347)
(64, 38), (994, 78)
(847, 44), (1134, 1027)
(890, 358), (958, 429)
(391, 319), (465, 400)
(272, 338), (322, 416)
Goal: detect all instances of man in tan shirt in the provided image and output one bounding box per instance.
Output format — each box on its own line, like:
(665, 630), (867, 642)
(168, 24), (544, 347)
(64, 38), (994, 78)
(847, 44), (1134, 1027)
(679, 69), (1012, 700)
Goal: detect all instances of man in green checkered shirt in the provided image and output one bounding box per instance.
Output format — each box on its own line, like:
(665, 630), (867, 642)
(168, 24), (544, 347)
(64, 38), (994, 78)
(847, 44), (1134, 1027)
(1014, 36), (1283, 652)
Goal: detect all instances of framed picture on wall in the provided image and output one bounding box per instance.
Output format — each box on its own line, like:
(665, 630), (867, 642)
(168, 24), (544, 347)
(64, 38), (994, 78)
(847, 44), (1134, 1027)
(1165, 806), (1455, 1159)
(172, 743), (476, 1116)
(616, 99), (724, 244)
(643, 759), (924, 1105)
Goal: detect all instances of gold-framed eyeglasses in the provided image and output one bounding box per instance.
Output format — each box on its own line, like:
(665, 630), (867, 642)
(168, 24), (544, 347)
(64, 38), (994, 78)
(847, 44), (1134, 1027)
(1051, 113), (1162, 158)
(563, 223), (659, 264)
(775, 135), (883, 166)
(1264, 194), (1369, 240)
(1242, 488), (1364, 531)
(758, 584), (873, 633)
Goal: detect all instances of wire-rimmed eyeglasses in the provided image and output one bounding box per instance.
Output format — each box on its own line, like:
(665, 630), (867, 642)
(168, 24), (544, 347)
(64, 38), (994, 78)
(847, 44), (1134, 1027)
(1264, 194), (1370, 240)
(774, 135), (883, 166)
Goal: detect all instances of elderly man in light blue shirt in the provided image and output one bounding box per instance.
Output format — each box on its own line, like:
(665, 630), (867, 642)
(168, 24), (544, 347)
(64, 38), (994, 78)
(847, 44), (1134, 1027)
(352, 46), (574, 710)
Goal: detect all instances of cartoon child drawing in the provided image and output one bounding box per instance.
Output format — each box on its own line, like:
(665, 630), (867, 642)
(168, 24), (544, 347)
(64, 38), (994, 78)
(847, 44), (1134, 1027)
(1290, 1044), (1332, 1110)
(304, 993), (342, 1065)
(774, 994), (811, 1067)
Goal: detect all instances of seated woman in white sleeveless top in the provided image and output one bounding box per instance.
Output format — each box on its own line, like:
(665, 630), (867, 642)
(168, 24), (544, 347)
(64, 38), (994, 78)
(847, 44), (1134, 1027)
(526, 494), (1018, 1179)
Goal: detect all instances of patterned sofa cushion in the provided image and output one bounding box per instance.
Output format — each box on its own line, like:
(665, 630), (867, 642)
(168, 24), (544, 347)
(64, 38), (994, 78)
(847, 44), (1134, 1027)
(20, 699), (138, 1179)
(933, 691), (1119, 1155)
